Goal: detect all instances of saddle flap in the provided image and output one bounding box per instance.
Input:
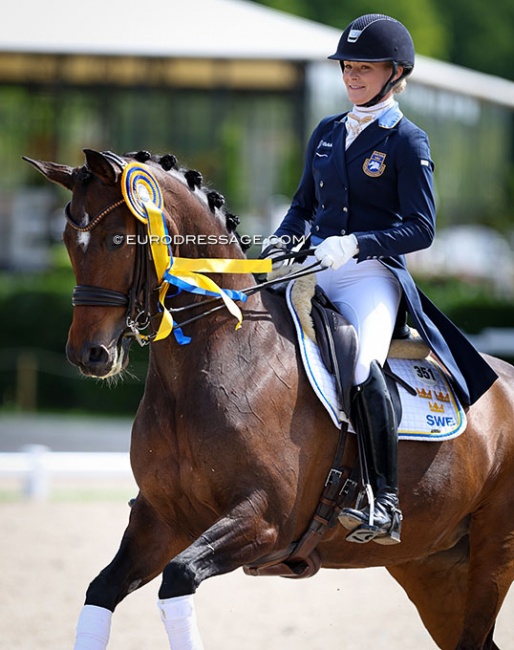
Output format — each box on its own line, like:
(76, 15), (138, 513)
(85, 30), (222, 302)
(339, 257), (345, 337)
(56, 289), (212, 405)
(310, 286), (358, 418)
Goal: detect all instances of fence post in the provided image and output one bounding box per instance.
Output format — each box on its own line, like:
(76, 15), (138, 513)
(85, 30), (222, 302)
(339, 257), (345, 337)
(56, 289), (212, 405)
(22, 444), (50, 501)
(16, 351), (38, 412)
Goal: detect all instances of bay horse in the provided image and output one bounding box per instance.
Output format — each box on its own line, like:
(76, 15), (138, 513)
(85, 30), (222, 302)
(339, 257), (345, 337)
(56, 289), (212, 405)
(25, 149), (514, 650)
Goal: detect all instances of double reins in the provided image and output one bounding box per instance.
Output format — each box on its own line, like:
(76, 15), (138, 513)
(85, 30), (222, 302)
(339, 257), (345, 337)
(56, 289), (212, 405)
(166, 253), (322, 330)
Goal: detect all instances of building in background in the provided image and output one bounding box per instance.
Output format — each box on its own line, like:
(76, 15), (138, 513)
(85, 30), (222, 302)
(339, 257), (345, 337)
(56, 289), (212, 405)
(0, 0), (513, 270)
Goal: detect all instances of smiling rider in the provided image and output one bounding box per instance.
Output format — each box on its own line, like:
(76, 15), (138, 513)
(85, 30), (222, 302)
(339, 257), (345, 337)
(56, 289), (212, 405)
(262, 14), (498, 546)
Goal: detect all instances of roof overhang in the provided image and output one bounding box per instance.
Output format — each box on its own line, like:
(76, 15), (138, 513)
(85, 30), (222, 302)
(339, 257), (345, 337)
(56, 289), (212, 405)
(0, 0), (339, 61)
(1, 0), (513, 107)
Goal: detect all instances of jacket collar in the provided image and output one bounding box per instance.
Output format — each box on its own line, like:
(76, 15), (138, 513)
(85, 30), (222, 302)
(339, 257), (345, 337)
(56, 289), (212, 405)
(376, 103), (403, 128)
(341, 103), (404, 165)
(340, 102), (403, 129)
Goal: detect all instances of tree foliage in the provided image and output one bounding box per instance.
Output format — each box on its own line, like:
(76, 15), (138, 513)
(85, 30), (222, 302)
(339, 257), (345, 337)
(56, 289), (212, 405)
(252, 0), (514, 81)
(431, 0), (514, 80)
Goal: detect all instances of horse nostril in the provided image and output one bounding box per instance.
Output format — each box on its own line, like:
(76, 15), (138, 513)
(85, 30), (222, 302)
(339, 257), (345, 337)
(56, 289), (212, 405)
(84, 345), (110, 366)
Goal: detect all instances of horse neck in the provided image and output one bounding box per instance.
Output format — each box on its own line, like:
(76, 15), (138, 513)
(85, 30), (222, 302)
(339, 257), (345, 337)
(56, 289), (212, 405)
(147, 277), (276, 397)
(147, 185), (283, 390)
(165, 199), (255, 295)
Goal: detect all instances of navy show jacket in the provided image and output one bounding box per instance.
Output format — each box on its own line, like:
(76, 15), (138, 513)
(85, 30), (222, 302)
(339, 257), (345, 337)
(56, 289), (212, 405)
(275, 105), (497, 406)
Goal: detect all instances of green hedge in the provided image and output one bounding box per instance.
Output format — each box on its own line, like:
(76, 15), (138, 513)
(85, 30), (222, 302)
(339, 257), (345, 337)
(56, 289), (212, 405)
(415, 277), (514, 334)
(1, 265), (512, 414)
(0, 262), (148, 416)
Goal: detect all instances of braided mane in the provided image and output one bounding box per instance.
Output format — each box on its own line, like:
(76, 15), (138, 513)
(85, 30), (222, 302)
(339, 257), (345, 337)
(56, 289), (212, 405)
(124, 150), (248, 250)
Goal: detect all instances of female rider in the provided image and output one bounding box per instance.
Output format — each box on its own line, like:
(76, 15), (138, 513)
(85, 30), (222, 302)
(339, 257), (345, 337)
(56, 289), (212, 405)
(263, 14), (498, 545)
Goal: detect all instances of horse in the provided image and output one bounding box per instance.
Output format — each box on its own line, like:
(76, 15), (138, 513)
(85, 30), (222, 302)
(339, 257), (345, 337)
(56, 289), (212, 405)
(24, 148), (514, 650)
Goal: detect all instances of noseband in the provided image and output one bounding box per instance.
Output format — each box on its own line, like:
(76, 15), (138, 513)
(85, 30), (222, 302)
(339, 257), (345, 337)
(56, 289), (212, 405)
(65, 198), (153, 345)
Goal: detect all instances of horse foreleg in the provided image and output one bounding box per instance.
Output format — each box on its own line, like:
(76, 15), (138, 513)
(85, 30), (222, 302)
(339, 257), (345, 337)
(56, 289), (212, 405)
(74, 496), (179, 650)
(157, 495), (279, 650)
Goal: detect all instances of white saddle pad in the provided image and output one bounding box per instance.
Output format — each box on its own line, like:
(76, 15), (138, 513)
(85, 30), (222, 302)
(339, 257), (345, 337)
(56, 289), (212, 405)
(286, 282), (467, 442)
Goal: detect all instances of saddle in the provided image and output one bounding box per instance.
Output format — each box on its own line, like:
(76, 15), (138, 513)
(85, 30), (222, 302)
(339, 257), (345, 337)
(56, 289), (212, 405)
(309, 285), (357, 420)
(308, 284), (417, 424)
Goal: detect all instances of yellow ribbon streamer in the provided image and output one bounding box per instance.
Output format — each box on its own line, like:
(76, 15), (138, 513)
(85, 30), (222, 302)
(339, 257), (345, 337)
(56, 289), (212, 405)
(142, 193), (271, 342)
(171, 257), (272, 274)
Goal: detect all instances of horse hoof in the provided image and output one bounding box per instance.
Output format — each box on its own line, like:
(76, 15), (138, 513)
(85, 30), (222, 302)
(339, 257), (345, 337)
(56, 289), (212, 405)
(345, 524), (380, 544)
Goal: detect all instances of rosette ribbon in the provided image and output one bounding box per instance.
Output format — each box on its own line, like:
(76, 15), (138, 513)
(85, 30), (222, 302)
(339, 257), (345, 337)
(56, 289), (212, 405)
(121, 163), (271, 344)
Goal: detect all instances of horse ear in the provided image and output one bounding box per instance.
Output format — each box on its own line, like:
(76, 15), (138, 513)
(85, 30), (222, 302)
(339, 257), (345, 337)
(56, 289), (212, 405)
(22, 156), (75, 190)
(83, 149), (119, 186)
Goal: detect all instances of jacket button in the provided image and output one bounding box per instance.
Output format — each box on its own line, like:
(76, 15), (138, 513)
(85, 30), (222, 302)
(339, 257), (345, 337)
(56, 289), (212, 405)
(320, 180), (324, 187)
(315, 225), (320, 231)
(340, 229), (346, 235)
(321, 204), (325, 209)
(342, 206), (348, 212)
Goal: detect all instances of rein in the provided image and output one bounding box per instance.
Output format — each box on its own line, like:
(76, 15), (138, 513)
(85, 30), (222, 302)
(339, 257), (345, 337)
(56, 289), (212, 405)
(167, 257), (323, 330)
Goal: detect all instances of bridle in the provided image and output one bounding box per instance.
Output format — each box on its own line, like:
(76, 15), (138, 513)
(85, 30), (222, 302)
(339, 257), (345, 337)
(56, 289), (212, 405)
(65, 197), (154, 345)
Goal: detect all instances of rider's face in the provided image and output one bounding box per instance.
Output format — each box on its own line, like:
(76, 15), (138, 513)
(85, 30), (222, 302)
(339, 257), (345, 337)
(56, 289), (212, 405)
(342, 61), (401, 106)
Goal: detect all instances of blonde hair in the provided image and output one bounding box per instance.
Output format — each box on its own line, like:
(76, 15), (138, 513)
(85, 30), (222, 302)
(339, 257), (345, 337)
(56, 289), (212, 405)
(394, 79), (408, 94)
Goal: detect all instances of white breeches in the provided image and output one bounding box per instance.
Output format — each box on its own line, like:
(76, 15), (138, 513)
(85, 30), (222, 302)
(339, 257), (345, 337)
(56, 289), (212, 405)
(314, 258), (402, 385)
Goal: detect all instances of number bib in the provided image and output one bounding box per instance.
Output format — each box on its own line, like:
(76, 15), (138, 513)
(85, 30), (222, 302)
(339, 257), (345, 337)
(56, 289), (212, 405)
(388, 357), (466, 440)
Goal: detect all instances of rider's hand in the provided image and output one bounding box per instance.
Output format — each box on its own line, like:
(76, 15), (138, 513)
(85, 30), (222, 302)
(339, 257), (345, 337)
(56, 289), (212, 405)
(315, 234), (359, 270)
(260, 235), (288, 270)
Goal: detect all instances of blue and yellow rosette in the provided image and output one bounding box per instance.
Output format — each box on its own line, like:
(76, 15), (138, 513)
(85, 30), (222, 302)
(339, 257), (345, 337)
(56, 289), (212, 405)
(121, 162), (271, 344)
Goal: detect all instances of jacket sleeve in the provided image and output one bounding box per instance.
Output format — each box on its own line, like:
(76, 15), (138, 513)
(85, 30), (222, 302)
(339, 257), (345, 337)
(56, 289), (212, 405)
(354, 129), (436, 261)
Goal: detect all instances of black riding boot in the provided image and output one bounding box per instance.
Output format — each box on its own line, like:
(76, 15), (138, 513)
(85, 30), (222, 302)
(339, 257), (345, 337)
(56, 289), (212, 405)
(338, 361), (402, 545)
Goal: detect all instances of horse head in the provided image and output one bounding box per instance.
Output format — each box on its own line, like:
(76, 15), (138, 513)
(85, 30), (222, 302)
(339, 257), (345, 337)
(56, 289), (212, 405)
(23, 149), (251, 379)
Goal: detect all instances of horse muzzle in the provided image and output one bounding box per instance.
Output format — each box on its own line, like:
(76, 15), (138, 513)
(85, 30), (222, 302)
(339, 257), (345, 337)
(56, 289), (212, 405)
(66, 333), (131, 379)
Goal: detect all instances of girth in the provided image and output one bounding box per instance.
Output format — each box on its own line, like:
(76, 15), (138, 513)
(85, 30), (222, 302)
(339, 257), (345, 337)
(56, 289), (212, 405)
(243, 284), (406, 578)
(243, 421), (359, 579)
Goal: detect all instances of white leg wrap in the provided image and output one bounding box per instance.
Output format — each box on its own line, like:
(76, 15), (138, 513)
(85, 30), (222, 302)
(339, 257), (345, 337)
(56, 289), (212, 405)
(158, 595), (204, 650)
(73, 605), (112, 650)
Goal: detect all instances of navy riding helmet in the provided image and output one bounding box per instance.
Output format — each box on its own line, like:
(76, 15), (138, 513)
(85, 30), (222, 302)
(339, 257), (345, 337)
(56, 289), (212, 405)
(329, 14), (415, 106)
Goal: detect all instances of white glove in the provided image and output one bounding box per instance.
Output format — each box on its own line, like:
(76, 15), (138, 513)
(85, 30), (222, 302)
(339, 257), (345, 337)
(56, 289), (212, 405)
(261, 235), (287, 270)
(315, 234), (359, 270)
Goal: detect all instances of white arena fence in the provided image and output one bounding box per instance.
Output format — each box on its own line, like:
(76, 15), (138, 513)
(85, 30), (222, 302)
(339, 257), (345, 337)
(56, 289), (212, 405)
(1, 330), (512, 501)
(0, 445), (132, 500)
